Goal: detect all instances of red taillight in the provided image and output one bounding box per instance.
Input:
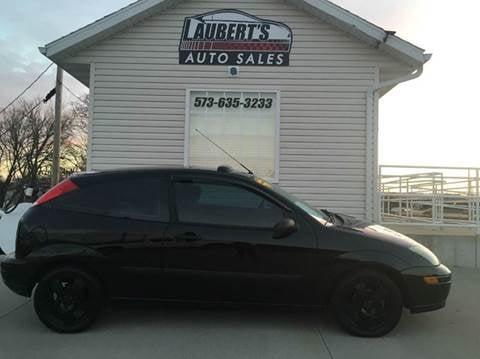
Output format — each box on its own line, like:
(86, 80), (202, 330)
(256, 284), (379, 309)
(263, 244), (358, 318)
(34, 179), (79, 206)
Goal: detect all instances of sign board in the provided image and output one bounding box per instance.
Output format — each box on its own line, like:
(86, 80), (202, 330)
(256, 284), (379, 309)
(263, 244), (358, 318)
(188, 90), (279, 179)
(179, 10), (293, 66)
(190, 92), (276, 110)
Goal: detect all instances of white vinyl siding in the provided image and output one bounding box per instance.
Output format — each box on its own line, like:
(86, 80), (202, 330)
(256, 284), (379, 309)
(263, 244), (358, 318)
(66, 0), (412, 218)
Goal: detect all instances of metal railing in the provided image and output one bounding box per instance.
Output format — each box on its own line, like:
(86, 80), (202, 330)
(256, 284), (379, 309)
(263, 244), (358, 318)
(379, 165), (480, 227)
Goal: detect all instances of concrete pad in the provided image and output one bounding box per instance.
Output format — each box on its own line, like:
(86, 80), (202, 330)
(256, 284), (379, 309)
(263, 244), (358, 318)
(0, 268), (478, 359)
(0, 279), (29, 318)
(0, 291), (332, 359)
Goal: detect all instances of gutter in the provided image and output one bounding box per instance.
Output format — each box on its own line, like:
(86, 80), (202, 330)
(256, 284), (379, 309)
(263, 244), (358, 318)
(373, 65), (425, 93)
(373, 28), (430, 93)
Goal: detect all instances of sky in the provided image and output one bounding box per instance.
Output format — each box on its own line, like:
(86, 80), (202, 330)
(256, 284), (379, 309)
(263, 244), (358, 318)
(0, 0), (478, 168)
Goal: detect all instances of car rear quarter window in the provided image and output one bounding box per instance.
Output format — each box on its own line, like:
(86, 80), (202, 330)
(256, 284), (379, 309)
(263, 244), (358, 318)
(174, 181), (283, 228)
(53, 177), (169, 222)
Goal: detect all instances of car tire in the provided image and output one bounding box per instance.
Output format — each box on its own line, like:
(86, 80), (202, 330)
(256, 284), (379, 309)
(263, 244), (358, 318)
(33, 267), (105, 333)
(332, 269), (403, 337)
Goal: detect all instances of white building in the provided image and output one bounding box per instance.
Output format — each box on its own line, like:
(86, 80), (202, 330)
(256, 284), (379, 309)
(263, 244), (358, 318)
(40, 0), (429, 220)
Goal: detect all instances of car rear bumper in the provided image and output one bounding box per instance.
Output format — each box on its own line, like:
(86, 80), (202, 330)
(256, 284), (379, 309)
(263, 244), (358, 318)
(401, 264), (452, 314)
(0, 254), (36, 297)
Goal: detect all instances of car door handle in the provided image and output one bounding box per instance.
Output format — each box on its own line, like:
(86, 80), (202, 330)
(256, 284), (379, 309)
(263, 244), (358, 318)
(174, 232), (202, 242)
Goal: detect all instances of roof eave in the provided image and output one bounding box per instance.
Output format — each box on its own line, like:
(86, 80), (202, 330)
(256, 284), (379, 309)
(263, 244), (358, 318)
(41, 0), (171, 61)
(382, 36), (428, 66)
(40, 0), (429, 68)
(290, 0), (429, 67)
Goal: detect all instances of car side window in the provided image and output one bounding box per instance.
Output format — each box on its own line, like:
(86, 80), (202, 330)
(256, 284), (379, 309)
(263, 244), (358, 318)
(174, 181), (283, 228)
(53, 178), (170, 222)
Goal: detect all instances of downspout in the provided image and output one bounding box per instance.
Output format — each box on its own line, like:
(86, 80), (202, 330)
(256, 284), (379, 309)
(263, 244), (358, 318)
(366, 65), (426, 222)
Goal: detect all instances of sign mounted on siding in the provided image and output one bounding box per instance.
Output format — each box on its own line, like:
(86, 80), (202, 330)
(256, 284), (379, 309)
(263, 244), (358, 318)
(179, 10), (293, 66)
(188, 90), (279, 179)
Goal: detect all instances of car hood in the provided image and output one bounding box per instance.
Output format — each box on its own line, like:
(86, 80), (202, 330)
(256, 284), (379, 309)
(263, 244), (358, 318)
(334, 213), (419, 248)
(321, 212), (440, 267)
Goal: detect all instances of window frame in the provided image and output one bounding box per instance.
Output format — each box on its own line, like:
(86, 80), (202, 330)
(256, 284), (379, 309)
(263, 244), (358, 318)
(170, 176), (292, 229)
(184, 88), (281, 183)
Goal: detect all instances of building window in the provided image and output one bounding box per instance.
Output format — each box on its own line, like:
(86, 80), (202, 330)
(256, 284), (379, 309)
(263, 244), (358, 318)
(186, 90), (279, 181)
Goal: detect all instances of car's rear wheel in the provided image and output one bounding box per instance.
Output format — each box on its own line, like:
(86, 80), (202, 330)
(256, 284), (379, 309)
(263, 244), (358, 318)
(33, 267), (104, 333)
(332, 270), (403, 337)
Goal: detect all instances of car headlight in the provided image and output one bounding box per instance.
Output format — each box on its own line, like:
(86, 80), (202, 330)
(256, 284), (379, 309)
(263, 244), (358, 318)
(409, 245), (440, 266)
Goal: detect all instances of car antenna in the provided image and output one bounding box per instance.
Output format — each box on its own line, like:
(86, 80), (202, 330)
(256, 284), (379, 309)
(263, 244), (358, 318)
(195, 129), (254, 175)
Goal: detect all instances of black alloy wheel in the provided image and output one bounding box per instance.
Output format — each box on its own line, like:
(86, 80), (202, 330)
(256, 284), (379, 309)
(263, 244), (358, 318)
(332, 270), (403, 337)
(33, 267), (104, 333)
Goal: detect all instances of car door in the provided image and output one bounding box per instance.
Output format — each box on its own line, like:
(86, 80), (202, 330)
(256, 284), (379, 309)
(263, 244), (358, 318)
(162, 176), (316, 304)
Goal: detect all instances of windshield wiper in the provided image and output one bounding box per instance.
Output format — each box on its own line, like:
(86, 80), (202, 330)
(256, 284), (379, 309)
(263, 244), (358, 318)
(321, 209), (336, 224)
(321, 209), (347, 225)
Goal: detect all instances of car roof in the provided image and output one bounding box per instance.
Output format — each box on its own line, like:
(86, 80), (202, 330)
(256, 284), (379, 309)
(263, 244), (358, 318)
(70, 166), (256, 184)
(68, 167), (294, 212)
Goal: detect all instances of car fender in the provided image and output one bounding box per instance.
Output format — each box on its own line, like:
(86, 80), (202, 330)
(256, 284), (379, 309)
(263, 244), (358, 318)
(27, 243), (106, 260)
(338, 250), (411, 272)
(26, 243), (110, 282)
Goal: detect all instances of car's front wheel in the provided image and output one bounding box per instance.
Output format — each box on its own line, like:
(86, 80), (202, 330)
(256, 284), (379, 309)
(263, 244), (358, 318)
(33, 267), (104, 333)
(332, 269), (403, 337)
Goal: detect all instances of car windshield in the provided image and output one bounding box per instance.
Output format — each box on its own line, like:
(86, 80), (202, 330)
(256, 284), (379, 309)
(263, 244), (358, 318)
(255, 178), (331, 223)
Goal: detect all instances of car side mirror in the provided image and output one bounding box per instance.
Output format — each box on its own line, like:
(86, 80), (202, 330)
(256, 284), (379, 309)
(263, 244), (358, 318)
(272, 218), (297, 239)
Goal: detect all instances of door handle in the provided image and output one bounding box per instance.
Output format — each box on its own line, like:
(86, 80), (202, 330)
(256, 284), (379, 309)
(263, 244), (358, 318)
(174, 232), (202, 242)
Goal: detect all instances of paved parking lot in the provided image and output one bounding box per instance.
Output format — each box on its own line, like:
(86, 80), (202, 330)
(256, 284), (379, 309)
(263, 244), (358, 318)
(0, 268), (478, 359)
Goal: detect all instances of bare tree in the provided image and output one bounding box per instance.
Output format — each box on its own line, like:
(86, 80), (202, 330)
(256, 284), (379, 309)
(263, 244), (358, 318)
(0, 97), (88, 208)
(62, 95), (88, 174)
(0, 101), (36, 207)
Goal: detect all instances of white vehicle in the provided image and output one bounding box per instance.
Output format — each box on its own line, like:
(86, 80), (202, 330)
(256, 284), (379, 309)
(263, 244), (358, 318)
(0, 203), (33, 254)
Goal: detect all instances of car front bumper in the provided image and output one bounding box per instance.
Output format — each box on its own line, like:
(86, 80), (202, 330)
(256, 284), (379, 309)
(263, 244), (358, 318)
(401, 264), (452, 313)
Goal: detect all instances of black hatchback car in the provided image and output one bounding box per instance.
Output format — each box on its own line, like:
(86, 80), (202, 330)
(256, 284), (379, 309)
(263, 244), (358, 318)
(1, 167), (451, 336)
